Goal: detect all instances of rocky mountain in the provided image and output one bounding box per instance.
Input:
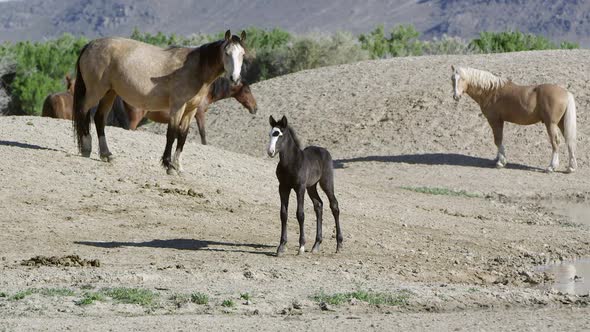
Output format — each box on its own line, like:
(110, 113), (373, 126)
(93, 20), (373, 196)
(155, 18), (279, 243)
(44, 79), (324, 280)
(0, 0), (588, 45)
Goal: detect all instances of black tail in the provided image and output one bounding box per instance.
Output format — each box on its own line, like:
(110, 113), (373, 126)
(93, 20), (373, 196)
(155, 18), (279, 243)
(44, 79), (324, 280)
(72, 42), (91, 154)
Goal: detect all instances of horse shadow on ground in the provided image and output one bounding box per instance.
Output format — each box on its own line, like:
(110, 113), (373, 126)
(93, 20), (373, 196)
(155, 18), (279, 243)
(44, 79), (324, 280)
(0, 140), (61, 152)
(333, 153), (544, 172)
(75, 239), (276, 256)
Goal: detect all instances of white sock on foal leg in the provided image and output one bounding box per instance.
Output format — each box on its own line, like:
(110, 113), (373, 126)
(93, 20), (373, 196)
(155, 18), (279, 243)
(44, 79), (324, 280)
(547, 152), (559, 172)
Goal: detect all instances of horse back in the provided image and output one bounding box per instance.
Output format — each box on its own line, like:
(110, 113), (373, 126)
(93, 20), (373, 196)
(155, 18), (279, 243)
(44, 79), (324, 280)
(42, 92), (73, 119)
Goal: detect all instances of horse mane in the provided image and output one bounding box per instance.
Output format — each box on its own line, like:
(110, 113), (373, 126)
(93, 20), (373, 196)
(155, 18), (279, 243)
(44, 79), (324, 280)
(459, 67), (508, 91)
(286, 125), (302, 150)
(210, 77), (232, 98)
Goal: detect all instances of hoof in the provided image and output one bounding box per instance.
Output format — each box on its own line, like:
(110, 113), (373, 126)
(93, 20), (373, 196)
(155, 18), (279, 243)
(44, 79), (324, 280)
(566, 167), (576, 174)
(100, 153), (114, 162)
(276, 244), (286, 257)
(311, 243), (321, 254)
(336, 243), (343, 253)
(495, 161), (505, 169)
(545, 166), (555, 173)
(81, 150), (91, 158)
(297, 246), (305, 255)
(166, 167), (177, 175)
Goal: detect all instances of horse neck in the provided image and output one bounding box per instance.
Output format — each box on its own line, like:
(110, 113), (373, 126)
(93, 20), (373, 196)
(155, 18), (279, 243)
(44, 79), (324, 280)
(466, 84), (496, 108)
(190, 41), (225, 85)
(278, 130), (303, 169)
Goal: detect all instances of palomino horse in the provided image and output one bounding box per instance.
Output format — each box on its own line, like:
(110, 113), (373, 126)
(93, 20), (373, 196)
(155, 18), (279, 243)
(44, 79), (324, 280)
(42, 75), (75, 119)
(125, 77), (257, 145)
(267, 115), (343, 256)
(451, 66), (577, 173)
(73, 30), (246, 174)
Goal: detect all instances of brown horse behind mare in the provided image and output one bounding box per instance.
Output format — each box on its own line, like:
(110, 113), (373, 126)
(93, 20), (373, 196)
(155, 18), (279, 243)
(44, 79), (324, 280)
(73, 30), (246, 174)
(451, 66), (577, 173)
(126, 77), (257, 145)
(41, 75), (75, 119)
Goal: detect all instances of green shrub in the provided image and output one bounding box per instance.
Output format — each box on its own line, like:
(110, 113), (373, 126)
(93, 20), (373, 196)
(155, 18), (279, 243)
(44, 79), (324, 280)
(359, 24), (423, 58)
(469, 30), (578, 53)
(1, 33), (87, 115)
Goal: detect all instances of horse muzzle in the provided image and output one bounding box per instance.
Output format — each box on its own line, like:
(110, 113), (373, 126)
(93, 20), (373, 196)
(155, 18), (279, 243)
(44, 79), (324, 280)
(267, 148), (277, 158)
(249, 106), (258, 115)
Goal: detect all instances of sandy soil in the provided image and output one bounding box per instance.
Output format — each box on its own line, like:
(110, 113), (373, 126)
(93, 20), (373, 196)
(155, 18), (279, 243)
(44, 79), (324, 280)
(1, 50), (590, 331)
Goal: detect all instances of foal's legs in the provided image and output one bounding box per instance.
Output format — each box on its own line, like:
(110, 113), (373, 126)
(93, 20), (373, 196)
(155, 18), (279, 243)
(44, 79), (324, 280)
(545, 122), (560, 172)
(295, 186), (307, 255)
(320, 177), (343, 253)
(307, 184), (323, 254)
(94, 90), (117, 162)
(195, 108), (207, 145)
(277, 185), (290, 256)
(162, 103), (186, 174)
(487, 118), (506, 168)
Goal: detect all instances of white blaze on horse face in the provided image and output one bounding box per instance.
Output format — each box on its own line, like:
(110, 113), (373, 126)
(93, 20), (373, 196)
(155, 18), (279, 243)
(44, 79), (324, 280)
(268, 127), (283, 157)
(225, 43), (244, 83)
(452, 72), (463, 101)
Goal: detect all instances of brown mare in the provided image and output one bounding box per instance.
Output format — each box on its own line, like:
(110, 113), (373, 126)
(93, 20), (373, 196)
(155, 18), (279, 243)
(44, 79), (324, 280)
(451, 66), (577, 173)
(125, 77), (257, 145)
(41, 75), (75, 119)
(73, 30), (246, 174)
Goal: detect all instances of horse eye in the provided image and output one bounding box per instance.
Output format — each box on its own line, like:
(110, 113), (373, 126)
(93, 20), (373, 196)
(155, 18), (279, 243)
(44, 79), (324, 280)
(272, 131), (280, 137)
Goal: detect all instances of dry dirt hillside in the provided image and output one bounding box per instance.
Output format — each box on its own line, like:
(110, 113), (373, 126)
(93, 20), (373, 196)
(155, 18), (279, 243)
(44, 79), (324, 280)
(1, 50), (590, 330)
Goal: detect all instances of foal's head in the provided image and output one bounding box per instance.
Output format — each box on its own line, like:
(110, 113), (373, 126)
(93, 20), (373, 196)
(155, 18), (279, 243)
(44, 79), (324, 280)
(451, 65), (467, 101)
(222, 30), (247, 84)
(268, 115), (289, 158)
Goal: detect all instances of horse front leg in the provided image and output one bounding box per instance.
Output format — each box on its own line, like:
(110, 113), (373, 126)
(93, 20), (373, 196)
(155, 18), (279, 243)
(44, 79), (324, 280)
(172, 106), (198, 174)
(545, 123), (560, 172)
(195, 107), (207, 145)
(295, 186), (306, 255)
(277, 185), (290, 257)
(488, 119), (506, 168)
(162, 103), (186, 174)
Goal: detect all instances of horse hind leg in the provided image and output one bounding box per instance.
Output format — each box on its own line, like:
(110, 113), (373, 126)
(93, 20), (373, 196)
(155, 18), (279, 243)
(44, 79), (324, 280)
(307, 184), (323, 254)
(172, 106), (198, 174)
(545, 122), (560, 172)
(94, 90), (117, 162)
(319, 174), (342, 253)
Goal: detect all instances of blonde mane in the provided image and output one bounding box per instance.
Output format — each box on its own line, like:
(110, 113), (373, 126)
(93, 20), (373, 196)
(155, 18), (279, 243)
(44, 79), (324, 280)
(458, 67), (508, 91)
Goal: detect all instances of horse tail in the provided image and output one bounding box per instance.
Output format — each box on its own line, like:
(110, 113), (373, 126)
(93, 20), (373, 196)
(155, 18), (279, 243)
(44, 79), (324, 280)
(72, 42), (91, 154)
(564, 92), (577, 153)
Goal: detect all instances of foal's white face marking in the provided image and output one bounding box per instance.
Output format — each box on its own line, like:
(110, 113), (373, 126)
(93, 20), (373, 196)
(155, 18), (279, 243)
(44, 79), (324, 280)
(268, 127), (283, 157)
(224, 43), (245, 83)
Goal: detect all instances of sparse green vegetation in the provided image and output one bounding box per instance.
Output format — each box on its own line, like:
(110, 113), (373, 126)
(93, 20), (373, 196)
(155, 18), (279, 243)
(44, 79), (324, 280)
(103, 287), (158, 306)
(191, 292), (209, 305)
(37, 288), (75, 297)
(313, 289), (412, 306)
(0, 291), (7, 298)
(10, 289), (33, 301)
(240, 293), (251, 301)
(75, 292), (105, 306)
(400, 186), (480, 198)
(221, 299), (235, 307)
(469, 30), (578, 53)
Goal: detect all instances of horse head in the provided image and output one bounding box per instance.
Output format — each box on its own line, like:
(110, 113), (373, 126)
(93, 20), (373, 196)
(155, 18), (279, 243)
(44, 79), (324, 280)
(222, 30), (247, 84)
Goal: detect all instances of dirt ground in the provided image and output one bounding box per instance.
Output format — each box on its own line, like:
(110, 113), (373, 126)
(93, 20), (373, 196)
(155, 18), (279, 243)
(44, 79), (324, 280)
(1, 50), (590, 331)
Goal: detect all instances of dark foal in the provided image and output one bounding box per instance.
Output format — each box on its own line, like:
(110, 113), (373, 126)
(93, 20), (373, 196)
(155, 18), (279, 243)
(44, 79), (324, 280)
(267, 115), (343, 256)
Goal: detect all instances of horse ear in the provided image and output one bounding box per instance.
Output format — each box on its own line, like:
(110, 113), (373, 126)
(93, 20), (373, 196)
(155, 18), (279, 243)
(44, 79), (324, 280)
(224, 30), (231, 41)
(269, 115), (276, 127)
(280, 116), (288, 127)
(451, 65), (455, 72)
(240, 30), (246, 42)
(65, 74), (71, 82)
